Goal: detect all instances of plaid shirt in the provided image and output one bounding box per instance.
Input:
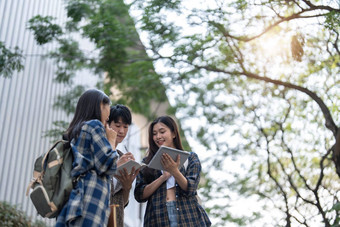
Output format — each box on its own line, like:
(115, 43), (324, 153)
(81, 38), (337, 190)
(134, 152), (211, 227)
(56, 120), (119, 226)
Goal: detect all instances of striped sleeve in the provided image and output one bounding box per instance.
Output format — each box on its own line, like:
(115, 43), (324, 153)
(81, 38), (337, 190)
(134, 169), (148, 203)
(180, 152), (201, 196)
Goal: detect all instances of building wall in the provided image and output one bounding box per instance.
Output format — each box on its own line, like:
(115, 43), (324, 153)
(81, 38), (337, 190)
(0, 0), (69, 225)
(0, 0), (144, 226)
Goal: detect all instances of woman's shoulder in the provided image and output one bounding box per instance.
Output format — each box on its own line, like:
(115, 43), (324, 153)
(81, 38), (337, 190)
(82, 119), (104, 131)
(188, 151), (199, 158)
(187, 151), (201, 164)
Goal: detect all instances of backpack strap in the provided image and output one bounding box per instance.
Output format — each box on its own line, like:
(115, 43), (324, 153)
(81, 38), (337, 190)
(41, 140), (64, 170)
(26, 170), (43, 196)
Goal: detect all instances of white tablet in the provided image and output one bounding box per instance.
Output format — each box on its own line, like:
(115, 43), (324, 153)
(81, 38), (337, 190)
(148, 146), (190, 171)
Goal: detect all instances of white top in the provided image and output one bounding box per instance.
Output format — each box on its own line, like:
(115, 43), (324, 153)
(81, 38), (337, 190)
(162, 170), (175, 189)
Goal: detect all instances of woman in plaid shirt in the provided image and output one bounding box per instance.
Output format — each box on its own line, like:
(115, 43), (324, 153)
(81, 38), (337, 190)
(56, 89), (126, 226)
(134, 116), (211, 227)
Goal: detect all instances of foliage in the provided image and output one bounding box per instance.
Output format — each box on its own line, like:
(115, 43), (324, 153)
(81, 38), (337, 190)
(43, 120), (70, 142)
(130, 0), (340, 226)
(42, 85), (85, 141)
(53, 85), (86, 115)
(0, 201), (46, 227)
(27, 16), (63, 45)
(27, 0), (169, 137)
(0, 42), (24, 78)
(27, 0), (168, 116)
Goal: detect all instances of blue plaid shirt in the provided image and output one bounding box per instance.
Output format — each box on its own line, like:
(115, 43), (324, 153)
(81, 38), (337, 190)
(134, 152), (211, 227)
(56, 120), (119, 226)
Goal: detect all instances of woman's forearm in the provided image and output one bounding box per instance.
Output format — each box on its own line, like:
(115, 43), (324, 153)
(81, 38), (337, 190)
(142, 175), (167, 199)
(122, 188), (130, 205)
(172, 169), (188, 191)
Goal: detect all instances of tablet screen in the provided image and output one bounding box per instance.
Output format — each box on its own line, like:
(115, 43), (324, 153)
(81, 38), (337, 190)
(148, 146), (190, 171)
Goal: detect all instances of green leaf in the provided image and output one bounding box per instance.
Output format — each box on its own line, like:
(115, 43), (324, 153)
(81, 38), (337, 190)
(0, 42), (24, 78)
(27, 15), (63, 45)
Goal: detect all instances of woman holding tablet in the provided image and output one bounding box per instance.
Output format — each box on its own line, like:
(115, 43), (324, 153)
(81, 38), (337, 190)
(134, 116), (211, 226)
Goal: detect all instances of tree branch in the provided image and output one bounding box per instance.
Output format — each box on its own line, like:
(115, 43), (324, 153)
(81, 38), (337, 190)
(210, 1), (339, 43)
(241, 71), (338, 137)
(192, 63), (338, 137)
(301, 0), (340, 12)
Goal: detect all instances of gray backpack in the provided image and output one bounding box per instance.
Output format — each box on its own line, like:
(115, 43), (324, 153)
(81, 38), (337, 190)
(26, 140), (74, 218)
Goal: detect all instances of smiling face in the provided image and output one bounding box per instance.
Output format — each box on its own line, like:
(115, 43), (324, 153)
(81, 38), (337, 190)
(152, 122), (176, 148)
(109, 118), (129, 144)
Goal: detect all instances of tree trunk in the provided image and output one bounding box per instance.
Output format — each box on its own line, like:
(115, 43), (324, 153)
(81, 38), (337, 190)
(333, 130), (340, 177)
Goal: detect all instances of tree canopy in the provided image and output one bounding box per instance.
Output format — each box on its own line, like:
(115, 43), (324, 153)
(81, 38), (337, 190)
(21, 0), (174, 140)
(1, 0), (339, 225)
(129, 0), (339, 226)
(26, 0), (168, 120)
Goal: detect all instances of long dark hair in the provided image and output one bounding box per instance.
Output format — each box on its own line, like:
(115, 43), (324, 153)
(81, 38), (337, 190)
(145, 115), (183, 164)
(66, 89), (110, 141)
